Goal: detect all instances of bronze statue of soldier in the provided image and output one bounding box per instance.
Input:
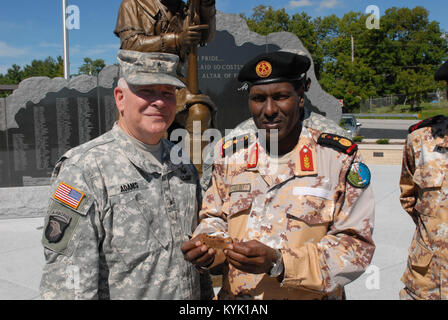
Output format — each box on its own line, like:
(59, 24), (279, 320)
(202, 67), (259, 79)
(114, 0), (217, 174)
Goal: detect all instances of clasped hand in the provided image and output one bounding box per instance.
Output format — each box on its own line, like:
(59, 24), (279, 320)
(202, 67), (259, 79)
(182, 236), (278, 274)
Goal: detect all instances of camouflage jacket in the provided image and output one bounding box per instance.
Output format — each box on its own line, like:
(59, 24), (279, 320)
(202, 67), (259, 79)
(194, 126), (375, 300)
(40, 124), (213, 300)
(399, 122), (448, 300)
(200, 111), (350, 192)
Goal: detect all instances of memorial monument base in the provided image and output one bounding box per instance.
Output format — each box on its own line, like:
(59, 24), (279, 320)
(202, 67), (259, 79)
(0, 186), (49, 219)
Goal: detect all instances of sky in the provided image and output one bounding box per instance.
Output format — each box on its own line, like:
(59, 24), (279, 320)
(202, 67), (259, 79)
(0, 0), (447, 76)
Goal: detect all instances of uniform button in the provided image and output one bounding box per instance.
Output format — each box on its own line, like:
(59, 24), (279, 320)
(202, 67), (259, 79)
(135, 193), (143, 203)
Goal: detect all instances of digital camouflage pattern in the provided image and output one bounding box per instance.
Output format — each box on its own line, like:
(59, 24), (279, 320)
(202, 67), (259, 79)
(200, 111), (350, 192)
(40, 124), (213, 300)
(117, 50), (185, 88)
(194, 126), (375, 300)
(399, 124), (448, 300)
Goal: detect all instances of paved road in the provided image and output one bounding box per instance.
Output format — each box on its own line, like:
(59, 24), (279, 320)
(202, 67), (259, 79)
(0, 165), (414, 300)
(357, 119), (417, 139)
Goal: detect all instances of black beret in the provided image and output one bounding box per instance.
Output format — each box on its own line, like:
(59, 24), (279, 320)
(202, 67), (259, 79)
(435, 61), (448, 81)
(238, 51), (311, 85)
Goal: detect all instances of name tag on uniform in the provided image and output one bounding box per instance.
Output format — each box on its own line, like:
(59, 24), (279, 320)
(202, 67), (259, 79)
(229, 184), (251, 194)
(293, 187), (332, 200)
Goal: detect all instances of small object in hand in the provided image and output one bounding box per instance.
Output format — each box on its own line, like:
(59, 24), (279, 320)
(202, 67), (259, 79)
(200, 234), (233, 250)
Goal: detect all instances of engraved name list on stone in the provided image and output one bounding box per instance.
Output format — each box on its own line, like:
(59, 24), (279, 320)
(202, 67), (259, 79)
(12, 133), (28, 172)
(77, 96), (98, 144)
(33, 106), (51, 170)
(56, 97), (73, 158)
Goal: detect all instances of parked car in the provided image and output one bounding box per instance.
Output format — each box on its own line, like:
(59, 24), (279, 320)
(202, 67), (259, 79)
(340, 114), (362, 139)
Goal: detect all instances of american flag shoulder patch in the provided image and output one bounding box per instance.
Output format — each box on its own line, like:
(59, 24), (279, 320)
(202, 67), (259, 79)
(53, 182), (85, 210)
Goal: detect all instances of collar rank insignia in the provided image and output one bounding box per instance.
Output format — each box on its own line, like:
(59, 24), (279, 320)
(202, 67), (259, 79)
(300, 146), (314, 171)
(247, 143), (259, 169)
(222, 134), (250, 157)
(317, 133), (358, 155)
(347, 162), (371, 189)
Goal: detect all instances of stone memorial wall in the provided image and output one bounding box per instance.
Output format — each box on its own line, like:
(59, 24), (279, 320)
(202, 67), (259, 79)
(0, 11), (341, 195)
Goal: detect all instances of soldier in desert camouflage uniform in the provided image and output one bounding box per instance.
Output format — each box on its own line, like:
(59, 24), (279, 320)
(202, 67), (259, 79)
(39, 50), (213, 300)
(182, 51), (375, 300)
(399, 61), (448, 300)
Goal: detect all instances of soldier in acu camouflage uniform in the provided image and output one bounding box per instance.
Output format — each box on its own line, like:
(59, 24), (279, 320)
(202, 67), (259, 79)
(39, 50), (213, 300)
(399, 61), (448, 300)
(182, 51), (376, 300)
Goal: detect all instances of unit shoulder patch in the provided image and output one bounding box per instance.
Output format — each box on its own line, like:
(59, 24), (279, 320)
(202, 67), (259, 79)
(346, 162), (371, 189)
(317, 133), (358, 155)
(42, 200), (82, 256)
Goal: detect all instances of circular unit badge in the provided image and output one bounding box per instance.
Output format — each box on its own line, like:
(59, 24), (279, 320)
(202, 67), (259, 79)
(346, 162), (371, 189)
(339, 138), (353, 147)
(256, 61), (272, 78)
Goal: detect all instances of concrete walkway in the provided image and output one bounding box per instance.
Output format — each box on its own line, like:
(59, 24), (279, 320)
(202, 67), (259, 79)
(0, 165), (415, 300)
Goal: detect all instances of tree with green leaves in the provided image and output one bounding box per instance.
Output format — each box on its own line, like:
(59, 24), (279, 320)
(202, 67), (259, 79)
(243, 5), (448, 112)
(78, 57), (106, 76)
(0, 57), (64, 85)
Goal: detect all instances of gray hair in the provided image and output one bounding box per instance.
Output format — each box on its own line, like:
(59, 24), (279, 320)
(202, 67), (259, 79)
(117, 77), (129, 89)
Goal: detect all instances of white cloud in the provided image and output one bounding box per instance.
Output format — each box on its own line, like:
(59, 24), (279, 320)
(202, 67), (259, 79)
(0, 42), (29, 57)
(319, 0), (341, 9)
(71, 43), (118, 57)
(289, 0), (315, 8)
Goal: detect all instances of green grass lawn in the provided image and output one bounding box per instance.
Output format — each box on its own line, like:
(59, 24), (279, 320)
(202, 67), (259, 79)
(357, 100), (448, 119)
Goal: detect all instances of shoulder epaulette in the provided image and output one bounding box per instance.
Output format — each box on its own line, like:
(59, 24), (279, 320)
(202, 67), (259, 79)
(221, 134), (250, 157)
(408, 115), (446, 133)
(317, 133), (358, 155)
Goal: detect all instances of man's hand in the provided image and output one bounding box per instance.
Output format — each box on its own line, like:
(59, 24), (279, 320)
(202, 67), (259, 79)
(182, 235), (215, 268)
(224, 240), (279, 274)
(177, 25), (209, 47)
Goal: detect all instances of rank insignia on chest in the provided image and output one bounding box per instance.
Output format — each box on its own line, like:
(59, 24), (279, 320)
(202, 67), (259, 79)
(53, 182), (85, 210)
(300, 146), (314, 171)
(346, 162), (371, 189)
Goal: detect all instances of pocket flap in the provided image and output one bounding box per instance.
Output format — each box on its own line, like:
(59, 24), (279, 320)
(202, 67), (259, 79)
(409, 240), (433, 268)
(413, 166), (444, 189)
(227, 192), (254, 216)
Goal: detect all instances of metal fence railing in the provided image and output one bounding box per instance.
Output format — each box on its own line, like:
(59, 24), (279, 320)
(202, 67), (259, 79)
(359, 90), (447, 113)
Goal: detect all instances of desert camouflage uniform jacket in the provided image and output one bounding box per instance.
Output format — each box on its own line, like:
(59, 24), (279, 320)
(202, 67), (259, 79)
(40, 124), (213, 300)
(194, 126), (375, 299)
(399, 121), (448, 300)
(200, 111), (350, 191)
